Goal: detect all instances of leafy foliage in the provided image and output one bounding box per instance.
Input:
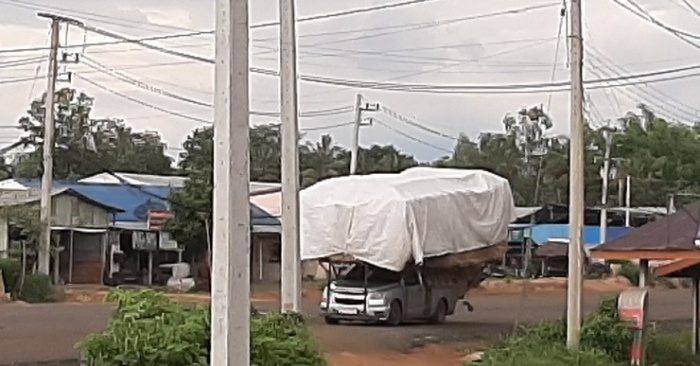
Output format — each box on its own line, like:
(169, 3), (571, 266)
(482, 297), (631, 365)
(0, 258), (21, 294)
(167, 125), (418, 253)
(16, 273), (54, 303)
(79, 289), (326, 366)
(13, 88), (173, 179)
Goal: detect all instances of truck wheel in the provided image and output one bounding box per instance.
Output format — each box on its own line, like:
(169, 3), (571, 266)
(385, 301), (403, 326)
(430, 299), (448, 324)
(324, 316), (340, 325)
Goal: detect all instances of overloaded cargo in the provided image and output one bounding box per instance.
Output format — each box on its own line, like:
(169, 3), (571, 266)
(301, 167), (516, 271)
(301, 167), (517, 325)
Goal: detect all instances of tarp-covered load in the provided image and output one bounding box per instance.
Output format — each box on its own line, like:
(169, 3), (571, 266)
(301, 167), (516, 271)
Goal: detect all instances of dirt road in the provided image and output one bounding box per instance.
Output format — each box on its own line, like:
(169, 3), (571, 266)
(0, 288), (693, 365)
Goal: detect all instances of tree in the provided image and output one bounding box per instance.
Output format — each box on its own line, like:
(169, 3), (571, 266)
(299, 134), (347, 187)
(13, 89), (173, 179)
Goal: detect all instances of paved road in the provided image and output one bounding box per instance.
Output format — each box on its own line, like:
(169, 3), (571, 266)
(0, 289), (693, 364)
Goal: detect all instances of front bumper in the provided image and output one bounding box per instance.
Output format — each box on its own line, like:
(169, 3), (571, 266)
(320, 302), (390, 322)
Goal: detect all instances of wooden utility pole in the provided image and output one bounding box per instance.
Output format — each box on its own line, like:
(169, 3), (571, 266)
(210, 0), (251, 364)
(37, 14), (61, 276)
(280, 0), (302, 313)
(567, 0), (585, 351)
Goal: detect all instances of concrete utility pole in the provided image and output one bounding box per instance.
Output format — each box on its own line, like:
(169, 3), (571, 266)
(280, 0), (302, 313)
(349, 93), (364, 175)
(599, 128), (612, 244)
(210, 0), (251, 364)
(37, 14), (61, 276)
(567, 0), (585, 351)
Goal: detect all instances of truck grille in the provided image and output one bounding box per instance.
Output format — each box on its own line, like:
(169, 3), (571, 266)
(334, 297), (365, 305)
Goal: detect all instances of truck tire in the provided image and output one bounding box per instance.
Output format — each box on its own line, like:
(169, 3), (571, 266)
(324, 316), (340, 325)
(385, 300), (403, 326)
(430, 299), (448, 324)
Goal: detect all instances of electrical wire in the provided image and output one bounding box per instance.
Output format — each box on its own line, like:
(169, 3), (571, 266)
(79, 56), (354, 117)
(611, 0), (700, 51)
(587, 44), (699, 116)
(372, 118), (453, 153)
(252, 0), (441, 29)
(680, 0), (700, 17)
(67, 20), (700, 94)
(74, 73), (212, 124)
(380, 105), (460, 140)
(0, 0), (196, 32)
(73, 73), (356, 132)
(546, 1), (566, 112)
(0, 56), (44, 68)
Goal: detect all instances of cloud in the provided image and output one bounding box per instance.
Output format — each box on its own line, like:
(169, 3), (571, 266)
(136, 8), (194, 29)
(2, 0), (700, 162)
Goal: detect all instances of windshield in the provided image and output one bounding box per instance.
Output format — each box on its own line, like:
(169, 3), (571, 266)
(338, 264), (401, 285)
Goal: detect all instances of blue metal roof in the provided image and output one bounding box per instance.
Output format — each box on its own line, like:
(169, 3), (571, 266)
(13, 179), (280, 226)
(530, 224), (634, 248)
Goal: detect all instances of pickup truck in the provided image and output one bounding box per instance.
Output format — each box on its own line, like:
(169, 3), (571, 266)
(320, 263), (478, 326)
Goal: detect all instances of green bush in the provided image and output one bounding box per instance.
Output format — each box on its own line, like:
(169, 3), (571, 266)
(617, 261), (640, 286)
(483, 297), (632, 365)
(79, 289), (327, 366)
(16, 273), (54, 303)
(0, 258), (21, 294)
(482, 343), (621, 366)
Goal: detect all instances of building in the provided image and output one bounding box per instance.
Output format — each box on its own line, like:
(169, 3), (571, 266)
(0, 174), (284, 284)
(0, 188), (122, 284)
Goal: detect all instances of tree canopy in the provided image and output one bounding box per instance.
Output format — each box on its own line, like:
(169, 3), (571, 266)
(12, 88), (173, 179)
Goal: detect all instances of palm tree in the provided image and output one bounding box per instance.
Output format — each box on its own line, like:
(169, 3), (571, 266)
(300, 134), (347, 186)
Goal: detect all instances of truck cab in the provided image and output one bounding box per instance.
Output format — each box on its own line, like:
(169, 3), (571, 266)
(320, 263), (469, 326)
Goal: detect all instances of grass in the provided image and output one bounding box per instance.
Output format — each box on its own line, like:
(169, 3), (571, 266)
(473, 297), (700, 366)
(477, 333), (700, 366)
(648, 332), (700, 366)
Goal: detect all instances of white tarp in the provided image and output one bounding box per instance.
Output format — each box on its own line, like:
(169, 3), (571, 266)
(300, 167), (516, 271)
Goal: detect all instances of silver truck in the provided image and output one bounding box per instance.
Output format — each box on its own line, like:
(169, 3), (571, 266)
(320, 263), (478, 326)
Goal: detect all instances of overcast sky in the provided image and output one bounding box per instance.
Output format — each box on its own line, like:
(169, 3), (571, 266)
(0, 0), (699, 163)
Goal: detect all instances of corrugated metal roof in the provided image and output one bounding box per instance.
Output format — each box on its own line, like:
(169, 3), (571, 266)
(0, 179), (280, 227)
(530, 224), (633, 247)
(0, 188), (124, 212)
(77, 172), (281, 195)
(594, 201), (700, 252)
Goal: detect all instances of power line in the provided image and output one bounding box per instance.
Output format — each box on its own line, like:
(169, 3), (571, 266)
(546, 1), (567, 112)
(373, 118), (453, 153)
(586, 45), (699, 118)
(252, 0), (440, 29)
(68, 19), (700, 94)
(74, 73), (212, 124)
(79, 56), (354, 117)
(611, 0), (700, 51)
(680, 0), (700, 17)
(0, 0), (445, 55)
(0, 0), (196, 32)
(380, 105), (460, 140)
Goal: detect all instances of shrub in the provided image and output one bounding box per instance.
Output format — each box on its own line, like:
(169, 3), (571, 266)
(0, 258), (21, 294)
(481, 343), (621, 366)
(16, 273), (54, 303)
(483, 297), (631, 365)
(617, 261), (640, 286)
(79, 289), (327, 366)
(580, 297), (633, 361)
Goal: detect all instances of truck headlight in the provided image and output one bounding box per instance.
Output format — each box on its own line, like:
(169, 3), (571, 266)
(322, 287), (328, 300)
(367, 292), (383, 300)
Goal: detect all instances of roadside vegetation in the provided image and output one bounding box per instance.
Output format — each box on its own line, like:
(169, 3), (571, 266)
(479, 297), (700, 366)
(78, 289), (327, 366)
